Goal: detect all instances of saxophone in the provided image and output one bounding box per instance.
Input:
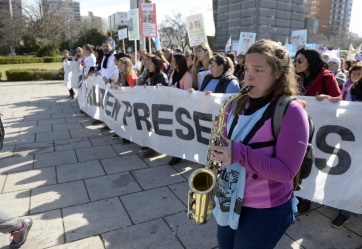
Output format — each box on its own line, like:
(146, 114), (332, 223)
(187, 86), (253, 224)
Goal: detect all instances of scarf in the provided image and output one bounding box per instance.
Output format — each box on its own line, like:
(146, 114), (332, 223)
(102, 50), (114, 69)
(213, 103), (270, 230)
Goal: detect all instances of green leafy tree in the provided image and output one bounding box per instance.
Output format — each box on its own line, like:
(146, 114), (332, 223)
(72, 29), (106, 51)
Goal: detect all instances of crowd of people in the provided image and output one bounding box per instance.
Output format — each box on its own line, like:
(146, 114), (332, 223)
(55, 36), (362, 249)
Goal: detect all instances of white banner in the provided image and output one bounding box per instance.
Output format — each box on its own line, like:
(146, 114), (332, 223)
(78, 76), (362, 214)
(63, 61), (81, 89)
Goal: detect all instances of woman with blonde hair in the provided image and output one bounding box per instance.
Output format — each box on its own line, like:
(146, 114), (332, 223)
(118, 57), (138, 87)
(191, 42), (213, 90)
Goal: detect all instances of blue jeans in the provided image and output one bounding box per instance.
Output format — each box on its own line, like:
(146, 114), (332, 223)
(217, 199), (293, 249)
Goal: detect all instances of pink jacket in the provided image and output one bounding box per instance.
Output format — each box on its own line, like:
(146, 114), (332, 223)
(225, 100), (309, 208)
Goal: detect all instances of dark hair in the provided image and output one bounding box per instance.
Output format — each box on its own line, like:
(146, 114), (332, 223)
(234, 54), (245, 80)
(94, 47), (104, 70)
(155, 50), (169, 65)
(150, 56), (163, 74)
(209, 53), (231, 71)
(115, 52), (131, 61)
(234, 39), (300, 114)
(102, 40), (112, 46)
(295, 47), (325, 79)
(226, 51), (236, 63)
(345, 60), (353, 71)
(172, 54), (188, 88)
(83, 44), (94, 53)
(348, 62), (362, 77)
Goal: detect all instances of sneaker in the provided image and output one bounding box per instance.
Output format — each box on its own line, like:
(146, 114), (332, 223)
(10, 217), (33, 249)
(168, 156), (181, 165)
(140, 148), (157, 158)
(111, 134), (120, 139)
(91, 120), (103, 125)
(297, 197), (312, 214)
(331, 214), (349, 228)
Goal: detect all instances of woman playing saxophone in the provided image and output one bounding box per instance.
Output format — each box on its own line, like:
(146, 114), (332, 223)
(210, 39), (309, 249)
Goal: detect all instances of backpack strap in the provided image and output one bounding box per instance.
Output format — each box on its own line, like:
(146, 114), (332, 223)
(272, 95), (295, 140)
(241, 98), (278, 145)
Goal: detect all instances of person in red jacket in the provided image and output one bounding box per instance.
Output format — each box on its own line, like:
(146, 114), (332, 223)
(294, 47), (342, 214)
(295, 47), (341, 103)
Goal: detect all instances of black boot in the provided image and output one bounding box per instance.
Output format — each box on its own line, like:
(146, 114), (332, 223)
(297, 197), (312, 213)
(69, 88), (75, 99)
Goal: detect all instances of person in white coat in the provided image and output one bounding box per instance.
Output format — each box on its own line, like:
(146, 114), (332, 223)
(101, 41), (117, 86)
(62, 50), (75, 99)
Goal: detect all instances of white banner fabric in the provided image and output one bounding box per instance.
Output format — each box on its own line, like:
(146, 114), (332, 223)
(63, 61), (81, 89)
(78, 76), (362, 214)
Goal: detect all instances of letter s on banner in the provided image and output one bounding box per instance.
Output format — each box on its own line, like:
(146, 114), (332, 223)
(315, 125), (355, 175)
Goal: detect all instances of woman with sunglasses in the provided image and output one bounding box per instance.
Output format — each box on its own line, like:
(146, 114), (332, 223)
(293, 47), (342, 213)
(294, 47), (341, 103)
(189, 53), (240, 94)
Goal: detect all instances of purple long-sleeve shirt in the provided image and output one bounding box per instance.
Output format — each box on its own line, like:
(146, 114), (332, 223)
(226, 100), (309, 208)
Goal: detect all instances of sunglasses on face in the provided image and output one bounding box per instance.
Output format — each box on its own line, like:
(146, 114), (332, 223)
(294, 58), (303, 64)
(76, 50), (81, 52)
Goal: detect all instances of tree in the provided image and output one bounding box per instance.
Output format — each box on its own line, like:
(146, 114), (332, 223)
(72, 29), (106, 50)
(158, 12), (190, 51)
(0, 0), (85, 56)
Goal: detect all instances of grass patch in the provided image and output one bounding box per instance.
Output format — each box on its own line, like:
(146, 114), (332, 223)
(0, 62), (62, 81)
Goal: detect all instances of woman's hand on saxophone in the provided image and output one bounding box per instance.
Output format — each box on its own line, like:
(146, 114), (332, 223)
(210, 137), (232, 169)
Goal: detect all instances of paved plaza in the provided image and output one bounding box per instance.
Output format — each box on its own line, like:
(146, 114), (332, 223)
(0, 80), (361, 249)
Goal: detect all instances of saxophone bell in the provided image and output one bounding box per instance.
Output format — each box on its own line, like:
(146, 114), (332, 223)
(187, 85), (252, 225)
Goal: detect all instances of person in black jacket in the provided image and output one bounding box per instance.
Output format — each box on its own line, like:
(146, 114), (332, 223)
(144, 56), (168, 86)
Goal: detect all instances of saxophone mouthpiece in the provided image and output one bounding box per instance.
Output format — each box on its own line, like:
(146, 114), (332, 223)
(240, 86), (253, 95)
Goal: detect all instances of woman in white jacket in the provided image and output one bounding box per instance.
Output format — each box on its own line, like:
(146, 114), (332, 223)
(82, 44), (96, 80)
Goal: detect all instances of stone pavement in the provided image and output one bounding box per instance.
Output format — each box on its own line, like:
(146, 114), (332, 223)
(0, 80), (361, 249)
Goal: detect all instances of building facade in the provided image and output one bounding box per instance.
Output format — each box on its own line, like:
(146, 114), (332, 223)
(108, 12), (128, 31)
(214, 0), (310, 51)
(42, 0), (81, 21)
(306, 0), (353, 36)
(81, 11), (103, 32)
(0, 0), (22, 19)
